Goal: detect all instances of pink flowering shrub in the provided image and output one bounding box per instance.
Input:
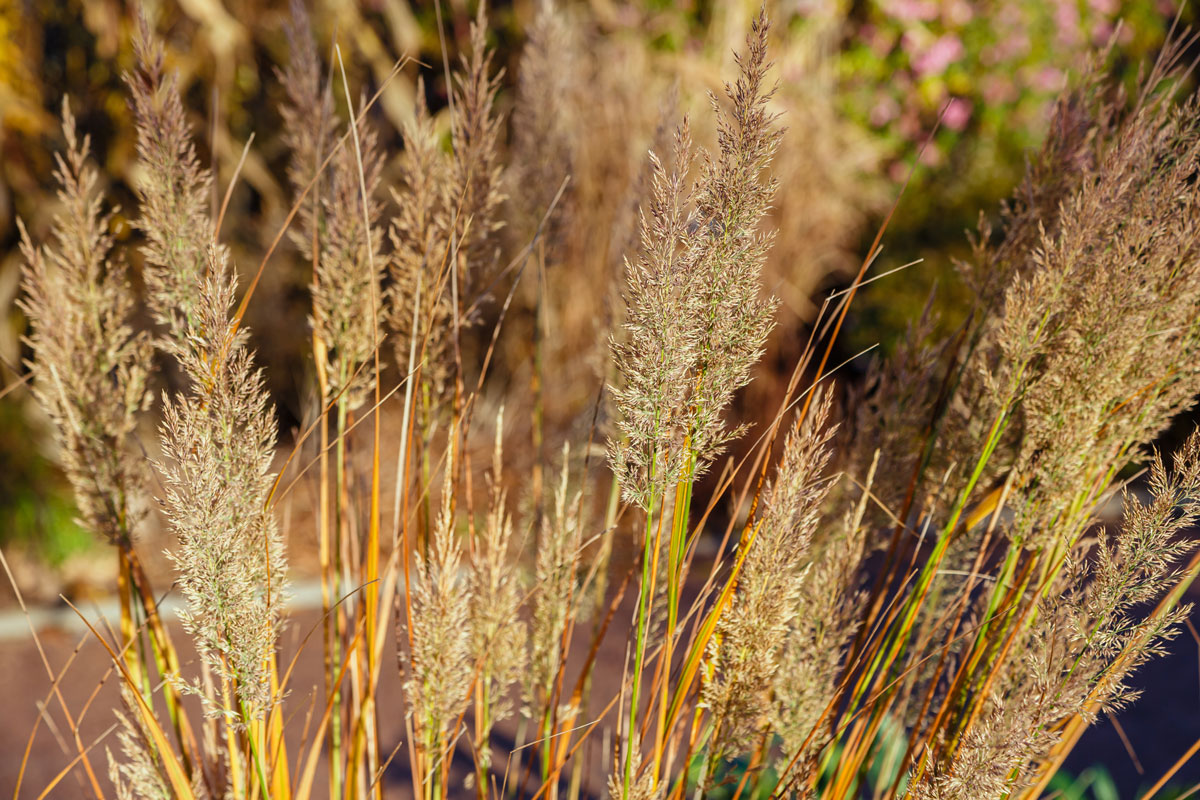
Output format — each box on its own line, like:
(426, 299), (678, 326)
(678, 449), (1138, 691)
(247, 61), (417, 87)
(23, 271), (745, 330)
(841, 0), (1171, 187)
(813, 0), (1181, 346)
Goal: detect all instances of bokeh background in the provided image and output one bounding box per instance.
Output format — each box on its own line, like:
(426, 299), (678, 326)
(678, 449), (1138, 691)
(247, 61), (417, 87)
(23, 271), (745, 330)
(1, 0), (1198, 796)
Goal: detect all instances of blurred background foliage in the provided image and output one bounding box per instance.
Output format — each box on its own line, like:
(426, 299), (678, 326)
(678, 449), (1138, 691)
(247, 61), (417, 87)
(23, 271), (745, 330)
(0, 0), (1191, 580)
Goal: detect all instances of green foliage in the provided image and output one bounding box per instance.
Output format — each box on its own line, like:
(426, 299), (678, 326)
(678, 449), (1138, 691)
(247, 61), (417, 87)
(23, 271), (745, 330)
(0, 401), (92, 566)
(1047, 765), (1120, 800)
(690, 719), (912, 800)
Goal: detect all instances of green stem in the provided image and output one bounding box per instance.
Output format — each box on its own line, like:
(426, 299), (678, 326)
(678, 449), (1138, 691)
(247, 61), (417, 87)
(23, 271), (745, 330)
(329, 395), (349, 800)
(239, 701), (272, 799)
(624, 484), (660, 800)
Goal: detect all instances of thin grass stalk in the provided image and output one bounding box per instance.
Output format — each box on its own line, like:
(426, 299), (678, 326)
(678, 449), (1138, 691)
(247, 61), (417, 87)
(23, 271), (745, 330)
(296, 619), (368, 800)
(266, 661), (291, 798)
(844, 320), (976, 680)
(533, 242), (547, 522)
(944, 563), (1040, 763)
(887, 495), (1011, 798)
(115, 552), (145, 700)
(923, 452), (1135, 780)
(398, 287), (426, 800)
(842, 405), (1014, 735)
(335, 45), (385, 799)
(64, 599), (197, 799)
(29, 718), (118, 800)
(568, 474), (621, 800)
(656, 449), (695, 784)
(663, 513), (767, 755)
(219, 672), (245, 797)
(305, 109), (339, 799)
(529, 691), (627, 800)
(241, 703), (272, 797)
(315, 348), (339, 799)
(621, 442), (659, 799)
(545, 561), (581, 797)
(475, 678), (492, 800)
(331, 394), (350, 797)
(124, 545), (199, 778)
(4, 567), (107, 800)
(624, 479), (667, 800)
(902, 549), (1048, 791)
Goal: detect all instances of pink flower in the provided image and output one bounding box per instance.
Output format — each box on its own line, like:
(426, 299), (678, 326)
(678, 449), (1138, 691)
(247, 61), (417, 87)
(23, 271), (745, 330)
(870, 95), (902, 126)
(898, 108), (923, 141)
(982, 75), (1017, 105)
(912, 34), (964, 77)
(942, 0), (974, 26)
(883, 0), (939, 22)
(989, 31), (1031, 64)
(901, 30), (923, 56)
(862, 24), (896, 58)
(942, 97), (973, 131)
(919, 142), (943, 167)
(1054, 0), (1082, 48)
(1032, 66), (1065, 92)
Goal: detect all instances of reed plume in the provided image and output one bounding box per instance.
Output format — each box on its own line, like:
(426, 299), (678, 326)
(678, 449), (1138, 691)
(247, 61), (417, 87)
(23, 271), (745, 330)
(448, 3), (505, 280)
(107, 687), (173, 800)
(955, 42), (1200, 545)
(278, 0), (332, 270)
(403, 445), (473, 794)
(156, 245), (285, 716)
(131, 20), (286, 719)
(18, 101), (152, 546)
(388, 82), (454, 392)
(388, 4), (503, 398)
(281, 3), (385, 411)
(525, 444), (582, 719)
(609, 9), (782, 508)
(507, 0), (578, 250)
(310, 107), (385, 410)
(126, 17), (212, 339)
(772, 450), (875, 770)
(468, 410), (528, 782)
(21, 7), (1200, 800)
(913, 431), (1200, 798)
(826, 38), (1200, 799)
(703, 389), (836, 760)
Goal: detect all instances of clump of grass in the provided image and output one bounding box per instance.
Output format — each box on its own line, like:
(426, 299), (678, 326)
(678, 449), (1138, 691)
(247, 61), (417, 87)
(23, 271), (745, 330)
(14, 7), (1200, 800)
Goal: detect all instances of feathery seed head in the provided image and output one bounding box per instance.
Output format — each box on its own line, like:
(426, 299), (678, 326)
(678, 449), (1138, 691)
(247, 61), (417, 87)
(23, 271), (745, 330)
(127, 16), (213, 339)
(19, 101), (153, 546)
(705, 389), (837, 757)
(158, 245), (286, 717)
(609, 10), (782, 508)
